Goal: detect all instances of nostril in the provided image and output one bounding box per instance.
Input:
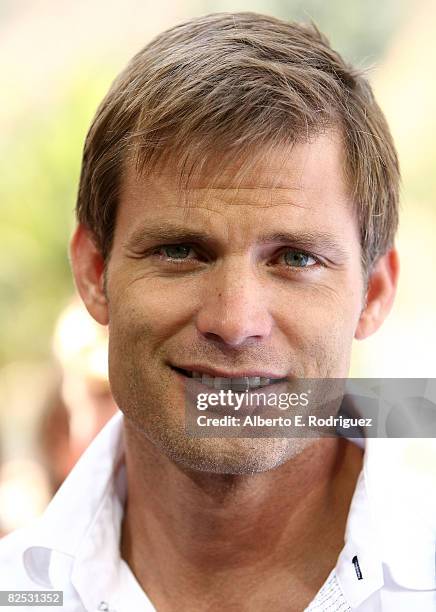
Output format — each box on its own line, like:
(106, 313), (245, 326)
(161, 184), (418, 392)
(203, 332), (224, 342)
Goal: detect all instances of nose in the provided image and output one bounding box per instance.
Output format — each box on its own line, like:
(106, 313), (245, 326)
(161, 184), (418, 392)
(195, 259), (273, 347)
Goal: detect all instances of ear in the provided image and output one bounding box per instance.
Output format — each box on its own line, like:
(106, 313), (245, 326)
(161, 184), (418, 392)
(69, 224), (109, 326)
(355, 248), (399, 340)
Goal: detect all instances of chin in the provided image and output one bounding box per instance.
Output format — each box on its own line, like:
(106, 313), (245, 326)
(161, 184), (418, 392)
(158, 434), (312, 475)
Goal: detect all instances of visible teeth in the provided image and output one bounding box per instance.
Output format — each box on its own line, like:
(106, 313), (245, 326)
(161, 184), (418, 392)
(201, 375), (214, 387)
(213, 377), (225, 389)
(190, 372), (275, 390)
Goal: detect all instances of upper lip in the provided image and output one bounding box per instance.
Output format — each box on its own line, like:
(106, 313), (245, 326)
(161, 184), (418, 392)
(171, 365), (288, 379)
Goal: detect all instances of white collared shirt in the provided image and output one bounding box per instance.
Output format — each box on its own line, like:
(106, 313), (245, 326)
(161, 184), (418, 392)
(0, 411), (435, 611)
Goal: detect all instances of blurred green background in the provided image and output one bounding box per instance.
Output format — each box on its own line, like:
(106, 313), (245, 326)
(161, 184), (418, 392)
(1, 0), (435, 385)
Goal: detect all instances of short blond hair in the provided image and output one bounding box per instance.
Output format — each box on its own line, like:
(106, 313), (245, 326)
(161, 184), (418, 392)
(76, 12), (399, 271)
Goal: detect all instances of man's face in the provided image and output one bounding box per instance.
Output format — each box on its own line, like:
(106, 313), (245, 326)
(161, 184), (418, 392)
(105, 132), (365, 473)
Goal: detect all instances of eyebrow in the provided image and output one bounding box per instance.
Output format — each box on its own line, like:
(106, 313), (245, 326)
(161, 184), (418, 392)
(258, 232), (349, 259)
(123, 224), (349, 260)
(124, 225), (213, 251)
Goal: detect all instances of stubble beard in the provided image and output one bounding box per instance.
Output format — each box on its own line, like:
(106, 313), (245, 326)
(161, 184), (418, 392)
(111, 360), (317, 475)
(109, 320), (350, 475)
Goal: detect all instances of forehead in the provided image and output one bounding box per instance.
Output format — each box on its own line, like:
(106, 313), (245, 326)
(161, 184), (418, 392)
(126, 131), (348, 189)
(116, 132), (355, 243)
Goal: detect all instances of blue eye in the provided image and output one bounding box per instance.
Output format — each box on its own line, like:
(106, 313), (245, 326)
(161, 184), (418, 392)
(283, 250), (316, 267)
(162, 245), (192, 259)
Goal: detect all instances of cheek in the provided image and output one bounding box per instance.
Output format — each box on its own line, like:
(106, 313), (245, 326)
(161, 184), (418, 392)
(277, 280), (362, 333)
(106, 284), (178, 416)
(274, 281), (363, 373)
(109, 276), (197, 345)
(106, 277), (200, 412)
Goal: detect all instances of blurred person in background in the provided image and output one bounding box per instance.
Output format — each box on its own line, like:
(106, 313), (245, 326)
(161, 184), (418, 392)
(39, 298), (118, 493)
(0, 11), (435, 612)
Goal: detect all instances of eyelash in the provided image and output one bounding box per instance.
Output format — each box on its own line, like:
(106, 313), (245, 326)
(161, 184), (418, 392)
(150, 244), (323, 271)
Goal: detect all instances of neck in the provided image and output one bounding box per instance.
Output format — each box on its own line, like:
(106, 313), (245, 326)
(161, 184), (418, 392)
(120, 425), (363, 611)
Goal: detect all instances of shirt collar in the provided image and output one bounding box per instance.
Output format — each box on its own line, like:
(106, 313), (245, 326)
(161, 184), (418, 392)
(336, 436), (436, 607)
(23, 410), (126, 607)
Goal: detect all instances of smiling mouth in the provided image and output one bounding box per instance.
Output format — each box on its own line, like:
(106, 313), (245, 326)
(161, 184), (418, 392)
(171, 366), (287, 390)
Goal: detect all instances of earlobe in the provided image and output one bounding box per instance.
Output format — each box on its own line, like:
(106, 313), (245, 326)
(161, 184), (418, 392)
(69, 224), (109, 326)
(355, 248), (399, 340)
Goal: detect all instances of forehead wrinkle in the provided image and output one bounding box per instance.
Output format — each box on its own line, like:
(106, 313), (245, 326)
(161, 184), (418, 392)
(150, 154), (308, 196)
(170, 185), (311, 211)
(177, 185), (305, 191)
(128, 177), (311, 210)
(178, 200), (311, 211)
